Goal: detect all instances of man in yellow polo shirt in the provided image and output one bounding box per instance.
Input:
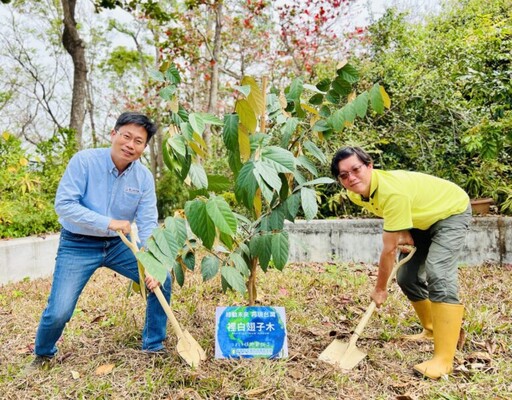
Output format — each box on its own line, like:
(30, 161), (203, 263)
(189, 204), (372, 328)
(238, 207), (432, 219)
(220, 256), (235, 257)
(331, 146), (471, 379)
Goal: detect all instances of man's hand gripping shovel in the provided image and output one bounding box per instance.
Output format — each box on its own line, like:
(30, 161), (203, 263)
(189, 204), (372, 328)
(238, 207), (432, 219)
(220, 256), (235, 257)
(118, 231), (206, 368)
(319, 246), (416, 370)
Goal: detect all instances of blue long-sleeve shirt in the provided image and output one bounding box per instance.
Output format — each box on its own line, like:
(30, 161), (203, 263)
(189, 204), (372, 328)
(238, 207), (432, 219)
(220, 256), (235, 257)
(55, 148), (158, 246)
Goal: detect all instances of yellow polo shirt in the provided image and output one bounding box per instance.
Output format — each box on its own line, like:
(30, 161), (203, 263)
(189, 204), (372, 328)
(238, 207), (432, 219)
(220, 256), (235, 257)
(347, 170), (470, 231)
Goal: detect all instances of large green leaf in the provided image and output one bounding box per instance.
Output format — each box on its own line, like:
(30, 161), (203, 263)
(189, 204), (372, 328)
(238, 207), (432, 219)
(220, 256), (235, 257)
(197, 112), (223, 126)
(146, 236), (171, 267)
(353, 91), (369, 118)
(235, 161), (258, 208)
(253, 168), (274, 203)
(332, 77), (352, 96)
(261, 146), (295, 173)
(229, 253), (250, 277)
(221, 266), (247, 294)
(370, 83), (384, 114)
(271, 231), (289, 271)
(236, 99), (257, 133)
(207, 175), (232, 192)
(136, 252), (168, 285)
(151, 229), (175, 260)
(337, 63), (359, 83)
(205, 195), (237, 236)
(344, 102), (356, 123)
(201, 255), (219, 281)
(182, 251), (195, 271)
(249, 233), (272, 271)
(299, 177), (336, 187)
(161, 230), (180, 260)
(297, 155), (318, 176)
(164, 217), (187, 249)
(303, 140), (327, 164)
(223, 113), (239, 151)
(269, 207), (285, 230)
(168, 135), (187, 157)
(185, 199), (216, 249)
(189, 113), (206, 135)
(165, 64), (181, 84)
(254, 161), (282, 192)
(280, 117), (299, 147)
(301, 187), (318, 220)
(315, 78), (331, 92)
(283, 192), (301, 221)
(189, 162), (208, 189)
(159, 86), (176, 101)
(330, 109), (346, 132)
(149, 69), (165, 82)
(173, 260), (184, 287)
(287, 78), (303, 101)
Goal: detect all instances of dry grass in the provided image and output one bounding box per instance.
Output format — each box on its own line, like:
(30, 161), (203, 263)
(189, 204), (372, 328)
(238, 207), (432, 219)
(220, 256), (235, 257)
(1, 261), (511, 400)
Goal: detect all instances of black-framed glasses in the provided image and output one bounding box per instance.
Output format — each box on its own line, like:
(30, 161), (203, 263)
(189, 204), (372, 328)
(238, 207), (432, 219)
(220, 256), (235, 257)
(338, 164), (365, 180)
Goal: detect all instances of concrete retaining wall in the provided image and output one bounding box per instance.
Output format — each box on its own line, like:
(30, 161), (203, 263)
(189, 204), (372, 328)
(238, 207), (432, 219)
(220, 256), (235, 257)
(286, 216), (511, 266)
(1, 216), (510, 285)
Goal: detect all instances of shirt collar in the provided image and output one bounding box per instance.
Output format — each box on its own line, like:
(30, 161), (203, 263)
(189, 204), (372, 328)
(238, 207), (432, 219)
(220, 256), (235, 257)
(361, 169), (378, 202)
(106, 149), (135, 177)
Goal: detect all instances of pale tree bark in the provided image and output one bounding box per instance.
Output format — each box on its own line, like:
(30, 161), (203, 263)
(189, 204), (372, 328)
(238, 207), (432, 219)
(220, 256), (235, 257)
(204, 0), (223, 150)
(61, 0), (87, 148)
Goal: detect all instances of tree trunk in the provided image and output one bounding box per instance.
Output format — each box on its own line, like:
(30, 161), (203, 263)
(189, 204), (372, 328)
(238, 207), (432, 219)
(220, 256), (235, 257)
(204, 0), (223, 150)
(61, 0), (87, 148)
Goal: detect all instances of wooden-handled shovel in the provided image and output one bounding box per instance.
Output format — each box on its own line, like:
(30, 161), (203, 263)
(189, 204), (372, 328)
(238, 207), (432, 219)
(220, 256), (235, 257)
(319, 246), (416, 370)
(118, 231), (206, 368)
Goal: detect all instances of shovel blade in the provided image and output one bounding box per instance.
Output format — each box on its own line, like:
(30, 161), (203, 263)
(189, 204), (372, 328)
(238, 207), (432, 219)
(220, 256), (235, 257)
(318, 339), (367, 370)
(176, 330), (207, 368)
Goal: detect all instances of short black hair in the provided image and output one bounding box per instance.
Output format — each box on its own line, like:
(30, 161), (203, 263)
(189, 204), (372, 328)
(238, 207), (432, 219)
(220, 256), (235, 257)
(331, 146), (373, 177)
(115, 112), (157, 143)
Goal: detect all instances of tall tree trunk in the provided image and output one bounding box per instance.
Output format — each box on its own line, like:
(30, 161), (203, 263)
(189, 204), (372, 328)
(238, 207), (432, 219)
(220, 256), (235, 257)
(204, 0), (223, 150)
(61, 0), (87, 148)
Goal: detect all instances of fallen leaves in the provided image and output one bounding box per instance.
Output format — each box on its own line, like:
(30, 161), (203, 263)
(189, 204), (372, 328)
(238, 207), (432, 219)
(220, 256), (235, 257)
(95, 363), (115, 376)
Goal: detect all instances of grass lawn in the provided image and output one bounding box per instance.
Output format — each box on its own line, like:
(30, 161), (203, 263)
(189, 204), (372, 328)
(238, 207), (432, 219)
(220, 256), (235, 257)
(1, 260), (511, 399)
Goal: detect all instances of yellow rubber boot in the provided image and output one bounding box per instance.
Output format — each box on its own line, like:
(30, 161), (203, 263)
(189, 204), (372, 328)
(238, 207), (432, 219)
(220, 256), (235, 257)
(403, 299), (433, 341)
(413, 302), (464, 379)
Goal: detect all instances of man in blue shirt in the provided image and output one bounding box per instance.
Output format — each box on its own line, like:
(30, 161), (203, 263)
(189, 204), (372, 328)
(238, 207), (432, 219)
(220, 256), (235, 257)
(29, 112), (171, 371)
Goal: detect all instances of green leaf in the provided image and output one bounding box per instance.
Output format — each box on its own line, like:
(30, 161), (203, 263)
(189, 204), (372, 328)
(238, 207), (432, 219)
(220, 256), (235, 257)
(168, 135), (187, 158)
(230, 253), (250, 277)
(146, 236), (170, 267)
(185, 199), (216, 249)
(254, 161), (282, 192)
(151, 229), (174, 260)
(149, 69), (165, 82)
(297, 155), (318, 176)
(261, 146), (295, 173)
(223, 114), (239, 151)
(309, 93), (323, 105)
(189, 113), (205, 135)
(353, 91), (369, 118)
(271, 231), (289, 271)
(249, 234), (272, 272)
(299, 177), (336, 187)
(161, 230), (180, 260)
(136, 252), (168, 285)
(325, 90), (341, 104)
(173, 261), (184, 287)
(253, 168), (274, 204)
(283, 192), (301, 221)
(331, 109), (346, 132)
(197, 112), (223, 126)
(287, 78), (304, 101)
(312, 120), (331, 132)
(221, 266), (247, 294)
(189, 162), (208, 189)
(316, 78), (331, 92)
(344, 102), (356, 124)
(301, 187), (318, 220)
(164, 217), (187, 248)
(159, 86), (176, 101)
(235, 162), (258, 208)
(236, 99), (257, 133)
(304, 83), (325, 93)
(207, 175), (232, 192)
(303, 140), (327, 164)
(182, 251), (195, 271)
(332, 77), (352, 96)
(201, 255), (219, 281)
(269, 207), (285, 230)
(165, 64), (181, 84)
(336, 63), (359, 83)
(206, 195), (237, 235)
(280, 117), (299, 147)
(370, 83), (384, 114)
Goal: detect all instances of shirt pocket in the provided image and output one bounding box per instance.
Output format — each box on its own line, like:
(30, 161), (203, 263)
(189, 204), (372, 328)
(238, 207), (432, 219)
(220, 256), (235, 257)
(116, 187), (143, 219)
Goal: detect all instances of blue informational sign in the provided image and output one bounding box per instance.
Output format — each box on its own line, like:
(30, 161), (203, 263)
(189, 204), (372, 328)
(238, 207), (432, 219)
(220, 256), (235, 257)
(215, 306), (288, 359)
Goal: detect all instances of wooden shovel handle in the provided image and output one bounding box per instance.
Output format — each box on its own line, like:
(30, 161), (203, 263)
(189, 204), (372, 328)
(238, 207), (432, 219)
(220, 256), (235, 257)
(350, 247), (416, 343)
(117, 231), (187, 340)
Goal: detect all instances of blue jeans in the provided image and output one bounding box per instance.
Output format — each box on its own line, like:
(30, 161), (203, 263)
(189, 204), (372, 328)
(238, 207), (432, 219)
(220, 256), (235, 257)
(396, 204), (471, 303)
(34, 229), (172, 357)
